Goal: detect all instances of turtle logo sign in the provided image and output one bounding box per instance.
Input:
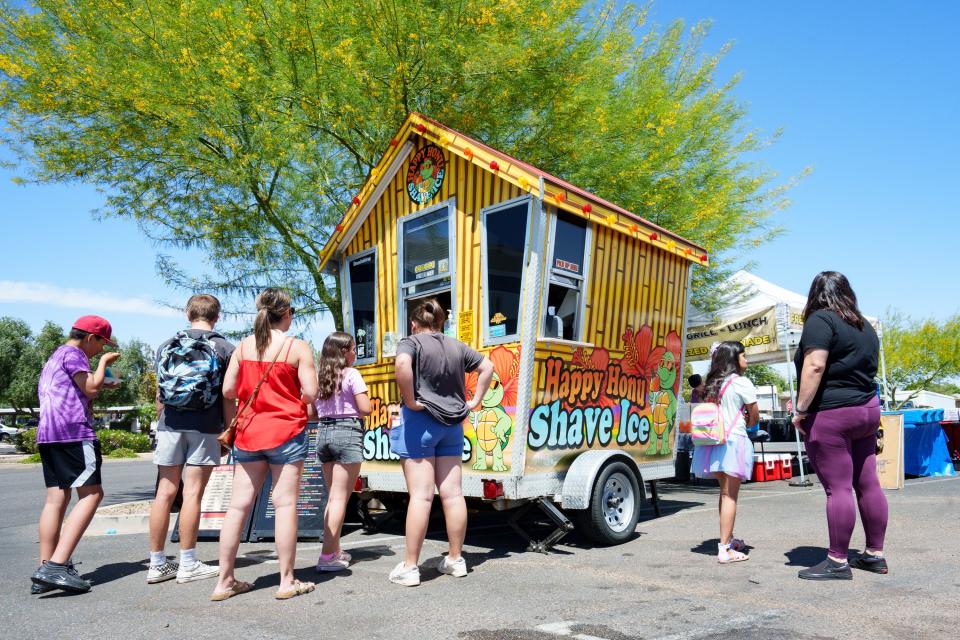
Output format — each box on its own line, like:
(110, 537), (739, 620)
(406, 145), (447, 204)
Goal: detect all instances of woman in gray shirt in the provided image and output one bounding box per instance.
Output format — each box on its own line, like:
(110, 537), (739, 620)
(388, 299), (493, 587)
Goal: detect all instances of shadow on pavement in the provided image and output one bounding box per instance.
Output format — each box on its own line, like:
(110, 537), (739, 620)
(691, 538), (720, 555)
(84, 560), (148, 586)
(418, 546), (512, 584)
(638, 497), (707, 519)
(690, 538), (756, 556)
(349, 544), (398, 564)
(783, 545), (827, 566)
(102, 487), (156, 507)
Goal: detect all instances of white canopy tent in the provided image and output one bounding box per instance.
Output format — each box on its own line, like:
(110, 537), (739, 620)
(687, 271), (885, 379)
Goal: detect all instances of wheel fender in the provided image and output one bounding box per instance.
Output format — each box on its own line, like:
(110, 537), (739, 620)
(560, 450), (646, 510)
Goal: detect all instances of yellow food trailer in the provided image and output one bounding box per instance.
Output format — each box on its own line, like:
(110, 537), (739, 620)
(318, 113), (707, 546)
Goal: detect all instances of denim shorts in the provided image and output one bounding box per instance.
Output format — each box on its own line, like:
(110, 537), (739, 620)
(233, 429), (307, 465)
(316, 417), (365, 464)
(389, 407), (463, 459)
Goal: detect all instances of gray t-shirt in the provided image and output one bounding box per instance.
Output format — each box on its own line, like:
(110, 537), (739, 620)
(397, 332), (484, 425)
(156, 329), (235, 434)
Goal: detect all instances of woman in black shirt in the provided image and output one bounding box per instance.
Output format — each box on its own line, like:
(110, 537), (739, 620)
(792, 272), (888, 581)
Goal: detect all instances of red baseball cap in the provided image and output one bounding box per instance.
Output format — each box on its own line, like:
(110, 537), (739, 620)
(72, 315), (117, 346)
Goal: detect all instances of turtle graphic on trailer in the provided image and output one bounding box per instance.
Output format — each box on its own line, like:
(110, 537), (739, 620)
(620, 326), (682, 456)
(467, 346), (519, 472)
(647, 332), (682, 455)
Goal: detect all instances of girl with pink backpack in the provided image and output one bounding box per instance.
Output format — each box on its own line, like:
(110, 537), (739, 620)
(690, 341), (760, 564)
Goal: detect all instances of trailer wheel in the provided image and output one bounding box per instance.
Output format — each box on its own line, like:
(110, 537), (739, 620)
(577, 460), (641, 545)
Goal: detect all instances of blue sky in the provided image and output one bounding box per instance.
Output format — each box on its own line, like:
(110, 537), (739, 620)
(1, 1), (957, 352)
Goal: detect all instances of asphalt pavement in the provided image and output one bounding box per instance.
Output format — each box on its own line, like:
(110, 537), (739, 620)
(0, 459), (957, 640)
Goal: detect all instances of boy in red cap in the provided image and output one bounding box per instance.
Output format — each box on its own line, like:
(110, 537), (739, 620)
(30, 315), (121, 595)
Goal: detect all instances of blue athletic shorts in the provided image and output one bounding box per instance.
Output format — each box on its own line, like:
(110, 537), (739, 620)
(390, 407), (463, 459)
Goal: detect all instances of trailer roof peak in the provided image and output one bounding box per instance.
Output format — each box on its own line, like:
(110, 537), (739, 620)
(318, 112), (708, 271)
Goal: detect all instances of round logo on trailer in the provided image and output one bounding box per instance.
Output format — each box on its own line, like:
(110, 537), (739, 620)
(406, 144), (447, 204)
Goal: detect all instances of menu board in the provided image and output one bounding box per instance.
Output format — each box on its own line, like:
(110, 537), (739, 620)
(248, 423), (327, 542)
(171, 463), (252, 543)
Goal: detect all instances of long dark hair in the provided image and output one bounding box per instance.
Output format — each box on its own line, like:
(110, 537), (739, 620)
(802, 271), (865, 329)
(410, 298), (446, 332)
(317, 331), (354, 401)
(703, 341), (745, 402)
(253, 288), (291, 358)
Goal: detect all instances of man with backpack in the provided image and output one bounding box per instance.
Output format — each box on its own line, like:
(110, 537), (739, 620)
(147, 294), (236, 584)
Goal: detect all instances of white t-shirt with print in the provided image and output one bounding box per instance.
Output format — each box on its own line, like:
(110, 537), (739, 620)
(717, 375), (757, 437)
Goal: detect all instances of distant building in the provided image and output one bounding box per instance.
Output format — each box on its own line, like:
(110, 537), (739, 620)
(893, 390), (960, 410)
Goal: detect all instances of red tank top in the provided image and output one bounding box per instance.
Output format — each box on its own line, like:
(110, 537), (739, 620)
(234, 338), (308, 451)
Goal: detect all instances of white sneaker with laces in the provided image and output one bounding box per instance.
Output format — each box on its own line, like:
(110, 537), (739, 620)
(388, 561), (420, 587)
(316, 550), (351, 572)
(176, 560), (219, 583)
(437, 555), (468, 577)
(147, 560), (179, 584)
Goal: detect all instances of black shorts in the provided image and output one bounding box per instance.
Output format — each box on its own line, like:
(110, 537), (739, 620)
(39, 440), (103, 489)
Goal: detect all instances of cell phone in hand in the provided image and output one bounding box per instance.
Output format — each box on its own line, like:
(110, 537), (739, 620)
(103, 367), (122, 388)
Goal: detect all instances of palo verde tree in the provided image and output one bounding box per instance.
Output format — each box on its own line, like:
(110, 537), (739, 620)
(0, 0), (799, 326)
(882, 312), (960, 409)
(0, 319), (65, 413)
(0, 317), (155, 414)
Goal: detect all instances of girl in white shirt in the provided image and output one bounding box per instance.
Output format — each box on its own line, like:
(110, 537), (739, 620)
(692, 341), (760, 563)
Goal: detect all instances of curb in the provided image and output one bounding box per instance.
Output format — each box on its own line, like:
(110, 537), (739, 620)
(88, 500), (170, 537)
(0, 452), (154, 466)
(87, 512), (153, 536)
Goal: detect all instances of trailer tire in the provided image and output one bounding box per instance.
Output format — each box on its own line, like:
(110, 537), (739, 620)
(576, 460), (641, 545)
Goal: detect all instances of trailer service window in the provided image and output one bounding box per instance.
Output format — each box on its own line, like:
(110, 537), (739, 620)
(544, 212), (588, 341)
(482, 198), (531, 343)
(399, 203), (455, 335)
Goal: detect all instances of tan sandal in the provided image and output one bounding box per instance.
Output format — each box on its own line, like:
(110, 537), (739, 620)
(275, 580), (315, 600)
(210, 580), (253, 601)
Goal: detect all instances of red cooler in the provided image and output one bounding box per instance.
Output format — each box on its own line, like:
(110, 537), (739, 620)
(753, 454), (782, 482)
(779, 454), (794, 479)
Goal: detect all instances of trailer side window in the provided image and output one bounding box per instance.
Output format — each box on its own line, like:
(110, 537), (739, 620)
(399, 202), (455, 336)
(345, 250), (377, 363)
(543, 212), (588, 342)
(401, 207), (450, 286)
(481, 199), (531, 343)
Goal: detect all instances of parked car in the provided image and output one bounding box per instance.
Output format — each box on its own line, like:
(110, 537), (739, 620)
(0, 422), (22, 443)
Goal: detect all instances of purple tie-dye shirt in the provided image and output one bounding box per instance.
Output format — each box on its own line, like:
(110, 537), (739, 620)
(37, 345), (95, 443)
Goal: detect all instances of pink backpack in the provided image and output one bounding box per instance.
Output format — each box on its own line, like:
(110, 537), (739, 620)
(690, 376), (741, 447)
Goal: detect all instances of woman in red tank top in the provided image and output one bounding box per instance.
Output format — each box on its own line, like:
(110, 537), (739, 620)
(211, 288), (319, 601)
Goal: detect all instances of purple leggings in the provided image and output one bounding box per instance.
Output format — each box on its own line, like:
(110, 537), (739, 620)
(804, 396), (887, 557)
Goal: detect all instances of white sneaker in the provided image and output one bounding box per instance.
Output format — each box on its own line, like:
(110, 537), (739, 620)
(176, 560), (220, 583)
(316, 550), (351, 572)
(388, 561), (420, 587)
(437, 555), (468, 578)
(147, 560), (179, 584)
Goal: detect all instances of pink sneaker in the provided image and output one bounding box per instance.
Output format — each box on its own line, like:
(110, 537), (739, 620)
(315, 550), (351, 572)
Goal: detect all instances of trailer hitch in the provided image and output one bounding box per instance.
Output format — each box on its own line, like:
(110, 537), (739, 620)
(507, 497), (575, 554)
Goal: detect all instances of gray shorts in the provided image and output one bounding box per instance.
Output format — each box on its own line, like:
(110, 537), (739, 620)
(315, 418), (364, 465)
(154, 430), (221, 466)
